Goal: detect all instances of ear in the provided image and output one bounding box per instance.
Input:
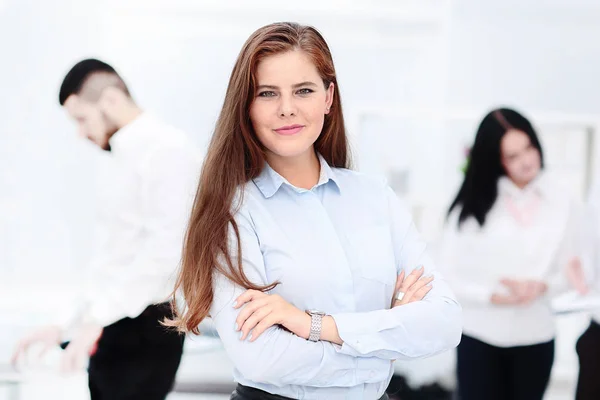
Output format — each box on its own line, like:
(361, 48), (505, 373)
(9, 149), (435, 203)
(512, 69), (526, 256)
(97, 87), (125, 113)
(325, 82), (335, 115)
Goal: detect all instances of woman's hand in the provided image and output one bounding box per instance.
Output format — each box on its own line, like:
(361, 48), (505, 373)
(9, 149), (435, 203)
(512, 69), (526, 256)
(392, 266), (434, 307)
(491, 279), (547, 305)
(566, 257), (590, 295)
(234, 290), (310, 342)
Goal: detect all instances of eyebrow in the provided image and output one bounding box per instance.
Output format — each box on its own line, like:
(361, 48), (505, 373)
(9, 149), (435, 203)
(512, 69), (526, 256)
(256, 81), (319, 91)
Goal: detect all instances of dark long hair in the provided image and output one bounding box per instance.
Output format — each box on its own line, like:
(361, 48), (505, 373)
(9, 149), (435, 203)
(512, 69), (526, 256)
(166, 22), (351, 334)
(448, 107), (544, 227)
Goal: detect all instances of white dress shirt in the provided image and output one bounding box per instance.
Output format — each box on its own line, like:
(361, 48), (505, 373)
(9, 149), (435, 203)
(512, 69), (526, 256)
(438, 173), (579, 347)
(210, 155), (462, 400)
(65, 113), (200, 329)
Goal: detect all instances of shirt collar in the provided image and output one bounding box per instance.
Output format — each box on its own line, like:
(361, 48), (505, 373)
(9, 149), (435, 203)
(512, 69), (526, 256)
(108, 112), (150, 154)
(498, 172), (549, 199)
(253, 153), (341, 198)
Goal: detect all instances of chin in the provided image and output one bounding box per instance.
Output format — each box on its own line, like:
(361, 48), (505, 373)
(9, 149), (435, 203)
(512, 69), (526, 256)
(266, 141), (316, 160)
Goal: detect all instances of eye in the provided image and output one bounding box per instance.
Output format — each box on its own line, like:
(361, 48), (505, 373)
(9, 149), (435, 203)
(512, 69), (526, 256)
(258, 91), (276, 98)
(297, 88), (314, 95)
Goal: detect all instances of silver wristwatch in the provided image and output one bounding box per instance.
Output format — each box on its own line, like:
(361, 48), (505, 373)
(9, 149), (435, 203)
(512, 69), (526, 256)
(306, 310), (326, 342)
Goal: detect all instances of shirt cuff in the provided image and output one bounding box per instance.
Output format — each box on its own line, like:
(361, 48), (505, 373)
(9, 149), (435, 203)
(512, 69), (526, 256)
(330, 312), (371, 355)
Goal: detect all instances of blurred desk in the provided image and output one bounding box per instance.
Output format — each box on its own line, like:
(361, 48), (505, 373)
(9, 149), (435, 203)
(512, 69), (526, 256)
(0, 365), (22, 400)
(552, 291), (600, 315)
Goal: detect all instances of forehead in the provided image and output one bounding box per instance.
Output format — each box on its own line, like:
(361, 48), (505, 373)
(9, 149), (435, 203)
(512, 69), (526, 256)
(501, 129), (531, 152)
(255, 50), (321, 84)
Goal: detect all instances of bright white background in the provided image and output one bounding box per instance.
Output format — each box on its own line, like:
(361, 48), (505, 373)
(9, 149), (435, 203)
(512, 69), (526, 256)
(2, 0), (600, 398)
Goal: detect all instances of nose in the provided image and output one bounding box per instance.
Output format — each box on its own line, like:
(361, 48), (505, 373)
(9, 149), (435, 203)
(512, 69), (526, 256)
(278, 93), (297, 117)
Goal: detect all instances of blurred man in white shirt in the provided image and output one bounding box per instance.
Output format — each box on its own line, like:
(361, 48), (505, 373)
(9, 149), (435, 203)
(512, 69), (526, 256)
(566, 185), (600, 400)
(11, 59), (200, 400)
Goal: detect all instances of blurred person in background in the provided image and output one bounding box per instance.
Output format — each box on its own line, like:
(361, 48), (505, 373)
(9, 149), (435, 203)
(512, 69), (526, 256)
(166, 22), (462, 400)
(10, 59), (200, 400)
(565, 183), (600, 400)
(439, 107), (582, 400)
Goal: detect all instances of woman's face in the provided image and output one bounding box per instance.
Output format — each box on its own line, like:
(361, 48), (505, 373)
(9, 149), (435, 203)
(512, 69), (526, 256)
(500, 129), (542, 187)
(249, 50), (334, 165)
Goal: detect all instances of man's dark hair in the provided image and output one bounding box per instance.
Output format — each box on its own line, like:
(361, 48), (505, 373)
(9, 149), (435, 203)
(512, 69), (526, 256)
(59, 59), (129, 105)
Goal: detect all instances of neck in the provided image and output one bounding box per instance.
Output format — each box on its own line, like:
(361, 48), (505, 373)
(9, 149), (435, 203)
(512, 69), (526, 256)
(267, 149), (320, 190)
(511, 175), (537, 190)
(112, 101), (143, 130)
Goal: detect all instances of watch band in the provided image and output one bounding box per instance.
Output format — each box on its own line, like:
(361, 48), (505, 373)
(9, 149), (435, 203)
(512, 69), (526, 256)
(306, 310), (325, 341)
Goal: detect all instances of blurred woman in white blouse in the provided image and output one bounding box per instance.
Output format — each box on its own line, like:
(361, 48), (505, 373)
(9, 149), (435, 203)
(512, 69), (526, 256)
(439, 107), (581, 400)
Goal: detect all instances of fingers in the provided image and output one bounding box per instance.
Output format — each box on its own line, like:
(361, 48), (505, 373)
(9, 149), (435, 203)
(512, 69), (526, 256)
(500, 278), (519, 290)
(491, 293), (516, 305)
(391, 271), (406, 307)
(11, 333), (40, 365)
(235, 297), (269, 331)
(395, 270), (405, 293)
(567, 258), (589, 295)
(60, 341), (88, 374)
(234, 289), (264, 309)
(249, 314), (279, 342)
(37, 341), (55, 360)
(501, 279), (546, 304)
(392, 269), (434, 307)
(239, 306), (273, 341)
(400, 275), (434, 305)
(60, 345), (75, 373)
(409, 283), (434, 303)
(399, 266), (424, 293)
(10, 340), (28, 365)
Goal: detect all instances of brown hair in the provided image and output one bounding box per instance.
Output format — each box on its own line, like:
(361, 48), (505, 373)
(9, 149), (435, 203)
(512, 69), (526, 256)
(168, 22), (351, 334)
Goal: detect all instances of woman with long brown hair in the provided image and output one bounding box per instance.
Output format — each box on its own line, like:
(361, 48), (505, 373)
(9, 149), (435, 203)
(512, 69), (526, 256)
(169, 22), (462, 400)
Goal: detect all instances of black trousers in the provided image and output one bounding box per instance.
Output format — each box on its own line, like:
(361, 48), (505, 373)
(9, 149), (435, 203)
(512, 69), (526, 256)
(576, 320), (600, 400)
(457, 334), (554, 400)
(87, 303), (185, 400)
(231, 384), (390, 400)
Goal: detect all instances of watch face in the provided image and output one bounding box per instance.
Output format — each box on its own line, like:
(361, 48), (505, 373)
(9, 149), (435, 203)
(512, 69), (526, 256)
(307, 309), (326, 316)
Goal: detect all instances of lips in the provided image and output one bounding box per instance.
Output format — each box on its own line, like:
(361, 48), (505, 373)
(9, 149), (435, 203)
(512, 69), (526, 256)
(274, 124), (304, 135)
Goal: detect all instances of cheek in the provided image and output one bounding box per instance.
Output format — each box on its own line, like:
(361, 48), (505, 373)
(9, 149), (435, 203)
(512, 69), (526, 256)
(503, 161), (517, 177)
(302, 101), (325, 121)
(249, 103), (271, 130)
(531, 151), (542, 168)
(249, 104), (273, 147)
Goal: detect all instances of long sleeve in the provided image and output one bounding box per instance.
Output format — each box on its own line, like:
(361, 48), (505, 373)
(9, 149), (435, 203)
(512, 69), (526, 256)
(83, 145), (199, 327)
(330, 187), (462, 360)
(436, 210), (495, 304)
(210, 207), (391, 388)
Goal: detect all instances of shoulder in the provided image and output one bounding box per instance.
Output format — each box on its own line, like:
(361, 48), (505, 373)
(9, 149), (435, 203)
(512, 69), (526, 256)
(139, 120), (201, 171)
(537, 171), (576, 207)
(445, 205), (482, 234)
(231, 182), (265, 224)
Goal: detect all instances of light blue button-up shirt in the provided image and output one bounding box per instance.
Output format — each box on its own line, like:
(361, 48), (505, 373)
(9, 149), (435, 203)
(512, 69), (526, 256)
(210, 155), (462, 400)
